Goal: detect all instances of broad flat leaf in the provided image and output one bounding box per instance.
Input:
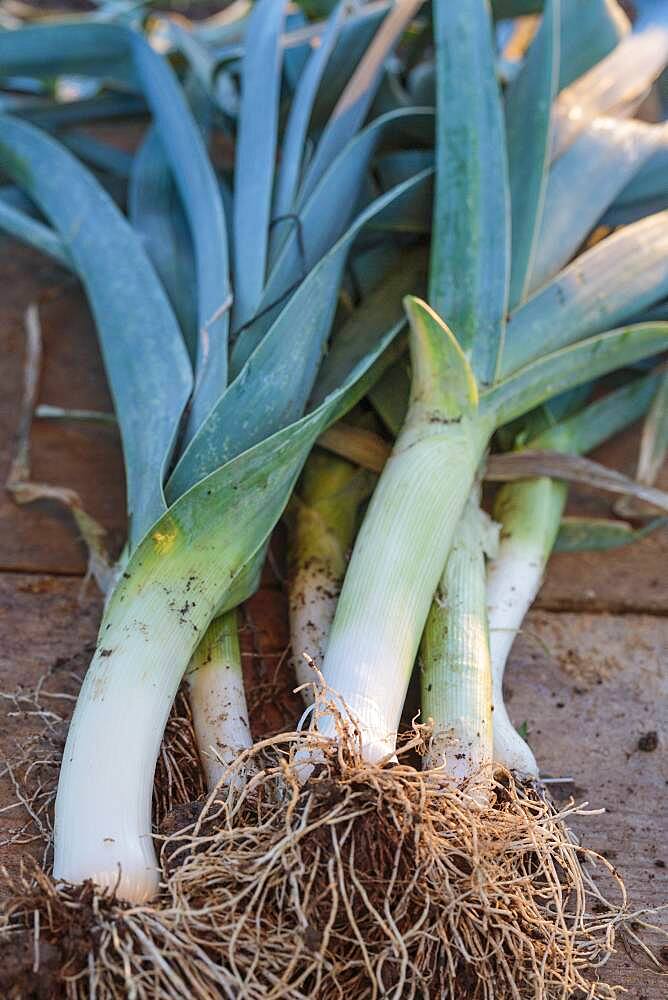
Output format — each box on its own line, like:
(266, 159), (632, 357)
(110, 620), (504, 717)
(430, 0), (509, 386)
(231, 107), (434, 373)
(111, 318), (402, 643)
(128, 128), (198, 365)
(297, 0), (423, 206)
(530, 118), (663, 294)
(501, 211), (668, 375)
(553, 7), (668, 158)
(486, 323), (668, 426)
(128, 35), (230, 439)
(271, 1), (346, 244)
(168, 167), (433, 498)
(505, 0), (560, 309)
(558, 0), (629, 91)
(0, 23), (230, 437)
(0, 114), (192, 549)
(0, 21), (134, 80)
(529, 371), (663, 454)
(231, 0), (284, 330)
(302, 3), (391, 128)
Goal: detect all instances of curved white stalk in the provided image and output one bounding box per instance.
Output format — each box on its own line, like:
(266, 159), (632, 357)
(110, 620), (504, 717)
(185, 609), (252, 790)
(487, 477), (566, 777)
(290, 558), (339, 697)
(421, 491), (499, 786)
(54, 571), (219, 903)
(319, 299), (493, 763)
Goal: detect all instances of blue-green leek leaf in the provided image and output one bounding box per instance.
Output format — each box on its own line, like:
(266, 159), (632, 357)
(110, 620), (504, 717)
(501, 211), (668, 375)
(232, 107), (434, 373)
(430, 0), (509, 387)
(168, 167), (433, 498)
(0, 114), (192, 549)
(486, 323), (668, 426)
(231, 0), (285, 330)
(505, 0), (560, 309)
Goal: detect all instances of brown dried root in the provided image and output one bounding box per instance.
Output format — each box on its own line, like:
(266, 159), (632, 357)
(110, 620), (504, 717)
(0, 718), (640, 1000)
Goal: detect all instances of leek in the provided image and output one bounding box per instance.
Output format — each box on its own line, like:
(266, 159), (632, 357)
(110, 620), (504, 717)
(288, 446), (375, 701)
(489, 372), (665, 775)
(0, 1), (433, 903)
(317, 0), (668, 768)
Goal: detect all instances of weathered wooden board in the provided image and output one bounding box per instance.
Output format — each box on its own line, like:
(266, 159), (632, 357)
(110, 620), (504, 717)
(0, 244), (126, 575)
(506, 611), (668, 996)
(538, 427), (668, 614)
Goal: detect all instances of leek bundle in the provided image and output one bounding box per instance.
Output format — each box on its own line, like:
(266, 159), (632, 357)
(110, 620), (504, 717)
(106, 3), (668, 996)
(0, 0), (430, 906)
(0, 0), (667, 997)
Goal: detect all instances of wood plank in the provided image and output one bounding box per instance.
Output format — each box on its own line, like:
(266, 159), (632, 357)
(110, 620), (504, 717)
(537, 424), (668, 614)
(0, 573), (102, 879)
(505, 610), (668, 997)
(0, 240), (126, 575)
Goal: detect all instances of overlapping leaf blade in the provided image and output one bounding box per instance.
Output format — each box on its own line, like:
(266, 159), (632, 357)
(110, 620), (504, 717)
(271, 1), (346, 244)
(429, 0), (509, 386)
(129, 128), (199, 365)
(121, 321), (402, 629)
(169, 168), (433, 498)
(505, 0), (560, 310)
(231, 108), (434, 373)
(231, 0), (284, 331)
(530, 119), (663, 294)
(501, 211), (668, 375)
(296, 0), (423, 206)
(486, 323), (668, 426)
(0, 22), (230, 438)
(558, 0), (629, 91)
(553, 4), (668, 157)
(0, 114), (192, 549)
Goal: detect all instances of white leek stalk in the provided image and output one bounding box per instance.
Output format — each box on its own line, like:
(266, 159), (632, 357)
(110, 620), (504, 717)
(420, 490), (499, 783)
(319, 299), (492, 763)
(487, 370), (662, 776)
(288, 449), (374, 702)
(185, 609), (252, 790)
(53, 567), (220, 903)
(486, 478), (565, 777)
